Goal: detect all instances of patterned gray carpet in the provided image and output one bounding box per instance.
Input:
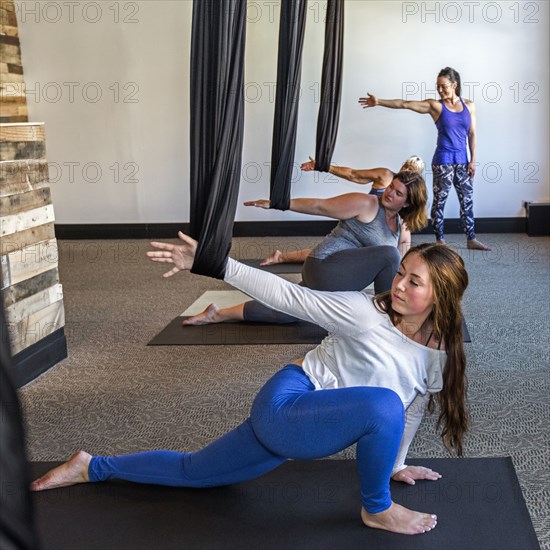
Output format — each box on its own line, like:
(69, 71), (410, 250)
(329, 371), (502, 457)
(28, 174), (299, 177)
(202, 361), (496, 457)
(19, 233), (550, 548)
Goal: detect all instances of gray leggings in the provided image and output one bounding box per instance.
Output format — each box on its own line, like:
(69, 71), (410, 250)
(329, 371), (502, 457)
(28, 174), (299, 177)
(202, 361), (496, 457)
(243, 245), (400, 324)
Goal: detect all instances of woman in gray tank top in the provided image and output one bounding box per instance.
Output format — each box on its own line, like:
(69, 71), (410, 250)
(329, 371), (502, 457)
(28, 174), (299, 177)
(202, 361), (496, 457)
(183, 170), (428, 326)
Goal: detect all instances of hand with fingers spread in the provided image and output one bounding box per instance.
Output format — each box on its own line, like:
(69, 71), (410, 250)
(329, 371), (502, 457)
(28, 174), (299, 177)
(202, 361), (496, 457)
(146, 231), (198, 277)
(243, 199), (271, 209)
(392, 466), (442, 486)
(358, 93), (378, 109)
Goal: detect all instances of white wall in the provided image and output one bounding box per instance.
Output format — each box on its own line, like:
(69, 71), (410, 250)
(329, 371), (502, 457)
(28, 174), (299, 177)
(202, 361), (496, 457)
(16, 0), (549, 224)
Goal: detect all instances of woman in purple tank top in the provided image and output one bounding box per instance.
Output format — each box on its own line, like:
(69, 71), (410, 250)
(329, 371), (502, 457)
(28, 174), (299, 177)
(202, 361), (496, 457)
(359, 67), (491, 251)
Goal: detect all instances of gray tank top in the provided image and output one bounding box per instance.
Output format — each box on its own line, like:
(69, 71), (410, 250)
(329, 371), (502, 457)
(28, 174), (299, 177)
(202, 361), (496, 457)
(310, 204), (401, 260)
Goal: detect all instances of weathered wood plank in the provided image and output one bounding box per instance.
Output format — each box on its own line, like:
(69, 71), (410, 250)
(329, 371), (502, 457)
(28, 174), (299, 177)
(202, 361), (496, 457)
(0, 6), (17, 28)
(0, 123), (45, 142)
(0, 50), (20, 66)
(0, 62), (23, 75)
(0, 116), (28, 123)
(0, 222), (56, 255)
(2, 267), (59, 307)
(1, 237), (58, 287)
(0, 42), (20, 57)
(0, 187), (51, 216)
(0, 73), (25, 85)
(0, 24), (19, 37)
(5, 283), (63, 324)
(0, 82), (26, 101)
(0, 104), (28, 117)
(0, 141), (45, 160)
(8, 299), (65, 355)
(0, 159), (49, 196)
(1, 204), (55, 236)
(0, 33), (19, 46)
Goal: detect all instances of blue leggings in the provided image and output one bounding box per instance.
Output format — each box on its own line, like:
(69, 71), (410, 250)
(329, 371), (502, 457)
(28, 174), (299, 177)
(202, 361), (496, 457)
(89, 366), (404, 513)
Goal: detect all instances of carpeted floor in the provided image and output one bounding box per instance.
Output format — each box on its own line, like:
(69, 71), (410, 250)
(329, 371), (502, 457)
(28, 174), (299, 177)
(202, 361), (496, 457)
(19, 233), (550, 548)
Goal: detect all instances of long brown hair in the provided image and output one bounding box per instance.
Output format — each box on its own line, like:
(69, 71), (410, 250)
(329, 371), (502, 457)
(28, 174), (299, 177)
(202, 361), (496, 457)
(393, 170), (428, 233)
(374, 242), (469, 455)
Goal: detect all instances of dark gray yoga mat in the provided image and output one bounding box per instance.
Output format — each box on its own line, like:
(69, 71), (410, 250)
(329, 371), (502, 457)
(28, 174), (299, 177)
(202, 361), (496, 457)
(30, 458), (539, 550)
(148, 317), (470, 346)
(240, 259), (303, 273)
(148, 317), (327, 345)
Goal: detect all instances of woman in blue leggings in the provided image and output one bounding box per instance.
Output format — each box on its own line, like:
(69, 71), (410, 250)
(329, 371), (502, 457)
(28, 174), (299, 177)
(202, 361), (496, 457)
(32, 239), (470, 536)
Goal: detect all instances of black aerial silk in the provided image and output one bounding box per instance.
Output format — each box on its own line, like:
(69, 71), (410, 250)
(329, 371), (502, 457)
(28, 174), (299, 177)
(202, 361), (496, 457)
(314, 0), (344, 172)
(0, 296), (41, 550)
(189, 0), (247, 278)
(269, 0), (308, 211)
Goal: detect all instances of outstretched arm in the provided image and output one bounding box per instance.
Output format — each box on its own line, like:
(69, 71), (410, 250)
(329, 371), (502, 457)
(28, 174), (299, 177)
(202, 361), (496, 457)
(359, 93), (440, 118)
(301, 157), (393, 187)
(223, 258), (377, 335)
(245, 193), (377, 221)
(147, 232), (377, 335)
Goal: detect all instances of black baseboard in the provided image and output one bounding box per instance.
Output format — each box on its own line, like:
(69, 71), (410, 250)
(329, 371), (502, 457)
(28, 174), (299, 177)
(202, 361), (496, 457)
(55, 218), (526, 240)
(9, 328), (67, 388)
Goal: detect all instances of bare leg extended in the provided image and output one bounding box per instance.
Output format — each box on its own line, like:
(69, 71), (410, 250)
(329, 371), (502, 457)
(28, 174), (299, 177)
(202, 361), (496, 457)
(30, 451), (91, 491)
(182, 303), (245, 325)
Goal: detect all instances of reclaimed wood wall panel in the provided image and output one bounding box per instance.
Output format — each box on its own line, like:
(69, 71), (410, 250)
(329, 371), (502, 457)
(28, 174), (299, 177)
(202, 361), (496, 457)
(1, 6), (66, 374)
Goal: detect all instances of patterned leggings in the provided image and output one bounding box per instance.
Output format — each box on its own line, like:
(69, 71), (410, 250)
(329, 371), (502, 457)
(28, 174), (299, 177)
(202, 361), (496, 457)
(88, 365), (405, 513)
(431, 164), (476, 240)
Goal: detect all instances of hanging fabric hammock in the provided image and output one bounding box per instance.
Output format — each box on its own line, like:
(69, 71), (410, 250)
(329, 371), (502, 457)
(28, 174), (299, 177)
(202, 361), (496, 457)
(188, 0), (344, 274)
(188, 0), (247, 278)
(314, 0), (344, 172)
(269, 0), (308, 211)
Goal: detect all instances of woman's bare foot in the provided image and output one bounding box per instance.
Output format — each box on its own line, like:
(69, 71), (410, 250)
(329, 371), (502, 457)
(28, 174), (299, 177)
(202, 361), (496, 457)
(30, 451), (92, 492)
(436, 239), (446, 245)
(361, 502), (437, 535)
(182, 303), (222, 325)
(467, 239), (492, 251)
(260, 250), (283, 266)
(182, 303), (245, 325)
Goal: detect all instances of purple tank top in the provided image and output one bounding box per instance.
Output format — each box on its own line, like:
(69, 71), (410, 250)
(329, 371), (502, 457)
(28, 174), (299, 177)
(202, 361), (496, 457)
(432, 98), (471, 165)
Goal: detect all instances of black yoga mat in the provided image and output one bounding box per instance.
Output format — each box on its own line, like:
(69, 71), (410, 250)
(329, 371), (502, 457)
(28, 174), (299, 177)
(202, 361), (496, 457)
(30, 458), (539, 550)
(240, 259), (303, 273)
(148, 317), (327, 345)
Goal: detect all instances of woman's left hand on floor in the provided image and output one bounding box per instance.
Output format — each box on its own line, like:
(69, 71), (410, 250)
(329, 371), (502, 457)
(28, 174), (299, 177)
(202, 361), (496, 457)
(392, 466), (442, 485)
